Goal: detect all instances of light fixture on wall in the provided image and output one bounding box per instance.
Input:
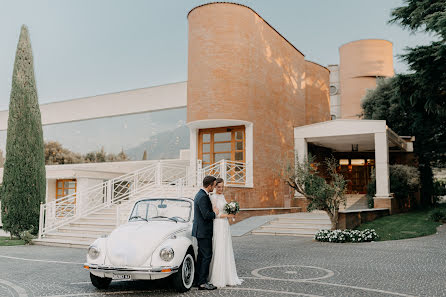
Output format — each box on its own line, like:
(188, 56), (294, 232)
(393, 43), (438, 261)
(351, 144), (359, 152)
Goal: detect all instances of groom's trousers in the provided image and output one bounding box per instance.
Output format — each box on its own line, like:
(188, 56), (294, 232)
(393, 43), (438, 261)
(196, 237), (213, 285)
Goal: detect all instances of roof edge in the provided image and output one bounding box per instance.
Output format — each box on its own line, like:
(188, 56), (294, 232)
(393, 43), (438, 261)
(305, 60), (330, 72)
(339, 39), (393, 49)
(187, 2), (305, 57)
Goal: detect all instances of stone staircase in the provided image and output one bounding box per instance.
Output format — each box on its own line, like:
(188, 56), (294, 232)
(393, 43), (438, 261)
(252, 211), (331, 237)
(34, 185), (198, 248)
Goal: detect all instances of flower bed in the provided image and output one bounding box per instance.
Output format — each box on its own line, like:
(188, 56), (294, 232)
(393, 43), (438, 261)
(314, 229), (379, 243)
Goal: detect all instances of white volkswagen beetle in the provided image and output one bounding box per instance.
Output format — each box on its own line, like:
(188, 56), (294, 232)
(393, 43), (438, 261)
(84, 197), (197, 292)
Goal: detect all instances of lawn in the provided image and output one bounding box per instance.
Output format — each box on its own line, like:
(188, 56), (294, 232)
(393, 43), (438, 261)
(357, 209), (442, 241)
(0, 236), (24, 246)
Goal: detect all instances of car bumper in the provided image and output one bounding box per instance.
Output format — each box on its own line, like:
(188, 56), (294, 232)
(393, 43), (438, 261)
(84, 263), (179, 280)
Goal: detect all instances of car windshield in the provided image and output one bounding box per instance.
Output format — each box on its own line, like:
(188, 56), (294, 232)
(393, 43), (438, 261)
(129, 199), (192, 223)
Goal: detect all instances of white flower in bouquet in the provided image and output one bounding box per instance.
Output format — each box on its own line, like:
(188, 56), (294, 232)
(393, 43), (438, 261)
(224, 201), (240, 221)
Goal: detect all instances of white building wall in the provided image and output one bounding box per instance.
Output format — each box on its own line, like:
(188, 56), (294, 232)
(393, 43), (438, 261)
(328, 65), (341, 119)
(0, 82), (187, 131)
(47, 179), (57, 203)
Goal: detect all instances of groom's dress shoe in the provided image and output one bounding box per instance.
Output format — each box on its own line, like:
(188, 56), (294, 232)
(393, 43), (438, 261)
(199, 283), (217, 290)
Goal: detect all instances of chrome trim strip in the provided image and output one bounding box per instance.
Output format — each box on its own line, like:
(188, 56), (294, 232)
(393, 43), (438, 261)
(85, 263), (179, 274)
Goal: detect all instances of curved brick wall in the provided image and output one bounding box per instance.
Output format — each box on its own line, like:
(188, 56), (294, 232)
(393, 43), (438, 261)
(187, 3), (329, 209)
(305, 61), (330, 124)
(339, 39), (394, 119)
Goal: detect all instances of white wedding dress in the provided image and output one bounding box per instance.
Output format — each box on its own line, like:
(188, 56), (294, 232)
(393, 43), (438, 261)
(208, 193), (243, 287)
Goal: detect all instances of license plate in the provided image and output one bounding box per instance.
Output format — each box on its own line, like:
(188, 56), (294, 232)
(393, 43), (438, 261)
(113, 274), (131, 280)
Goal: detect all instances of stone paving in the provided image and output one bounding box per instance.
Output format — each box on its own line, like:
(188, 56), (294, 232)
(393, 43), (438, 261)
(0, 226), (445, 297)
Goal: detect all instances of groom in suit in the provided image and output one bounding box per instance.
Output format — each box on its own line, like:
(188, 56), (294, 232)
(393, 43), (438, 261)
(192, 175), (218, 290)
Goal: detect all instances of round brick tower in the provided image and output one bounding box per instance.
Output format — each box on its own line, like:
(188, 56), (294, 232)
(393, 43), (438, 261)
(339, 39), (394, 119)
(187, 2), (329, 214)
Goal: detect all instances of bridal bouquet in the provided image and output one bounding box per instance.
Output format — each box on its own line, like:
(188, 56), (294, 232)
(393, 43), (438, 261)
(224, 201), (240, 222)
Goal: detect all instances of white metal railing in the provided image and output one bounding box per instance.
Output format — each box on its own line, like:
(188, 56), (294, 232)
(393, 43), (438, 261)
(201, 160), (247, 185)
(38, 159), (247, 238)
(173, 160), (247, 197)
(38, 161), (187, 238)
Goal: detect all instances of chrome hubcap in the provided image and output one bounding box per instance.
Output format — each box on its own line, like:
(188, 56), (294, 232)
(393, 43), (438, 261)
(182, 255), (194, 287)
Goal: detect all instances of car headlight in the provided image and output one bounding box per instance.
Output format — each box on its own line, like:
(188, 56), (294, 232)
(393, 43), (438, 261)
(160, 247), (174, 261)
(88, 245), (101, 259)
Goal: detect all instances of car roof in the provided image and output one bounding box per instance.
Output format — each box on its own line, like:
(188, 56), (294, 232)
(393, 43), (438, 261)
(134, 197), (193, 204)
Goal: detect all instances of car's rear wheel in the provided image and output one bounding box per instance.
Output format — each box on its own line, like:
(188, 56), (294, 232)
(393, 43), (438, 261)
(90, 272), (112, 289)
(172, 251), (195, 292)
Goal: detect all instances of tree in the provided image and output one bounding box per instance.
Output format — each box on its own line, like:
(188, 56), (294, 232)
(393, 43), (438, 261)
(142, 150), (148, 160)
(282, 155), (347, 230)
(84, 147), (129, 163)
(0, 150), (4, 167)
(45, 141), (83, 165)
(1, 25), (46, 237)
(115, 148), (129, 162)
(362, 0), (446, 206)
(389, 0), (446, 115)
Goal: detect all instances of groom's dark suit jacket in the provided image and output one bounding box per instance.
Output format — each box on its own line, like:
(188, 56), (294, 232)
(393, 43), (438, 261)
(192, 189), (216, 239)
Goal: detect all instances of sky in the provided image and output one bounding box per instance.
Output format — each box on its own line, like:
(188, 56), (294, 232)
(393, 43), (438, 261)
(0, 0), (435, 111)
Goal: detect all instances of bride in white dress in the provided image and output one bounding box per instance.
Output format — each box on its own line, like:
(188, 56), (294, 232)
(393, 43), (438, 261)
(208, 178), (243, 288)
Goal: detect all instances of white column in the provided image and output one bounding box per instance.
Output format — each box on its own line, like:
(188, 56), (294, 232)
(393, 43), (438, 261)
(374, 132), (391, 198)
(294, 137), (308, 164)
(45, 180), (49, 203)
(76, 178), (88, 215)
(245, 123), (254, 187)
(294, 137), (307, 198)
(189, 127), (198, 186)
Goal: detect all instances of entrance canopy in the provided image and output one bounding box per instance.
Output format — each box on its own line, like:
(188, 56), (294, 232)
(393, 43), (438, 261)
(294, 119), (413, 153)
(294, 119), (414, 200)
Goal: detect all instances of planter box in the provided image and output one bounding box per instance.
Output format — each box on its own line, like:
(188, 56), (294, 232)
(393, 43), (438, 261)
(338, 208), (389, 229)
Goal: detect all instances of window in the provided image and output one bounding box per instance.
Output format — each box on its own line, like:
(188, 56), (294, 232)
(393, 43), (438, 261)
(56, 179), (77, 217)
(329, 85), (338, 96)
(198, 126), (245, 166)
(56, 179), (77, 199)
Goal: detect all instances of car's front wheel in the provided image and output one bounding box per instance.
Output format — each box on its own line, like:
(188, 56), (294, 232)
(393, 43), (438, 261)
(172, 251), (195, 292)
(90, 272), (112, 289)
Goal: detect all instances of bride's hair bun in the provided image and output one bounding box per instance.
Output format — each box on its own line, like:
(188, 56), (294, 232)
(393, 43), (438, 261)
(215, 177), (224, 185)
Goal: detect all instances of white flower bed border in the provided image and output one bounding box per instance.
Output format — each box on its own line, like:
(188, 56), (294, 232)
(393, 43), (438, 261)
(315, 229), (379, 243)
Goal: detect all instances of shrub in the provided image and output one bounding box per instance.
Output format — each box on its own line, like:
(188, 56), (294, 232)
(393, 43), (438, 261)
(429, 208), (446, 222)
(433, 179), (446, 204)
(366, 165), (420, 209)
(19, 229), (35, 245)
(315, 229), (379, 243)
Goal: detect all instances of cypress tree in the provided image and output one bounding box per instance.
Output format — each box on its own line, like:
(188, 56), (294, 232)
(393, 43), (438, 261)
(1, 25), (46, 237)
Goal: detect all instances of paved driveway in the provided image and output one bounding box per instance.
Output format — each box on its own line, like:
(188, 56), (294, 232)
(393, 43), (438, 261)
(0, 226), (445, 297)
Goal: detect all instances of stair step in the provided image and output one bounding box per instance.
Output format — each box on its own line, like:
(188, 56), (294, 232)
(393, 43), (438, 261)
(34, 238), (92, 248)
(88, 213), (117, 219)
(271, 220), (331, 226)
(70, 221), (117, 228)
(95, 208), (117, 214)
(76, 217), (116, 224)
(260, 226), (321, 233)
(58, 226), (115, 234)
(45, 232), (101, 240)
(275, 219), (331, 224)
(265, 224), (330, 230)
(251, 229), (315, 237)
